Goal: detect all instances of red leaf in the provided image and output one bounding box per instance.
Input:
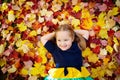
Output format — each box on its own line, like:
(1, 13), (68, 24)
(22, 54), (30, 61)
(53, 11), (61, 18)
(108, 29), (115, 37)
(9, 50), (19, 59)
(92, 46), (100, 54)
(15, 18), (24, 24)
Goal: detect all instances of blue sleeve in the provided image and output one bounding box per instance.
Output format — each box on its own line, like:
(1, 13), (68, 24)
(44, 40), (56, 54)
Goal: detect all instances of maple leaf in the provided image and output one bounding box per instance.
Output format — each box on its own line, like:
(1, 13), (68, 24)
(97, 12), (106, 28)
(88, 53), (99, 63)
(98, 29), (108, 39)
(0, 59), (6, 67)
(106, 45), (113, 54)
(73, 5), (81, 12)
(20, 68), (28, 75)
(108, 7), (119, 17)
(17, 22), (27, 32)
(98, 3), (107, 11)
(30, 67), (40, 76)
(71, 18), (80, 28)
(28, 30), (37, 37)
(108, 29), (115, 37)
(1, 3), (8, 11)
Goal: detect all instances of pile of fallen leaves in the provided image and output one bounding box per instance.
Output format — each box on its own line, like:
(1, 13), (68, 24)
(0, 0), (120, 80)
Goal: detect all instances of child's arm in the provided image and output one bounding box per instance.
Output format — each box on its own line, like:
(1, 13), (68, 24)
(41, 32), (55, 45)
(74, 30), (89, 40)
(74, 30), (89, 50)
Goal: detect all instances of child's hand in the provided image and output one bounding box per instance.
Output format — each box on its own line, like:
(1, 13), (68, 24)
(74, 30), (89, 40)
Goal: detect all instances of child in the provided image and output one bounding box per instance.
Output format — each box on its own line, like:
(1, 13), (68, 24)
(41, 24), (93, 80)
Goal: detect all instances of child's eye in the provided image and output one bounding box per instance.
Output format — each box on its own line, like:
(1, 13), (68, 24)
(57, 40), (60, 41)
(64, 39), (68, 41)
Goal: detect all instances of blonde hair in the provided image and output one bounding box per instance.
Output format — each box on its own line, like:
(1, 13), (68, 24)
(55, 24), (75, 39)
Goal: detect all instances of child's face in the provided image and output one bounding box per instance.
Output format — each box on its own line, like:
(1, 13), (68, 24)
(56, 31), (74, 51)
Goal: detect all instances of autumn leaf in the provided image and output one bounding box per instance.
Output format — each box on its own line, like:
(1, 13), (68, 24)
(108, 7), (119, 16)
(71, 18), (80, 29)
(98, 29), (108, 39)
(106, 45), (113, 54)
(1, 3), (8, 11)
(28, 30), (37, 37)
(8, 10), (15, 22)
(97, 12), (106, 28)
(0, 59), (6, 67)
(73, 5), (81, 12)
(88, 53), (99, 63)
(17, 22), (27, 32)
(20, 68), (28, 75)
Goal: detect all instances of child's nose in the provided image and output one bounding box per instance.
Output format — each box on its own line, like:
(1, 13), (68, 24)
(61, 42), (65, 45)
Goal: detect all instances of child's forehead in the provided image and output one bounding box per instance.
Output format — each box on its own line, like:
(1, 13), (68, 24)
(56, 31), (71, 35)
(56, 31), (73, 39)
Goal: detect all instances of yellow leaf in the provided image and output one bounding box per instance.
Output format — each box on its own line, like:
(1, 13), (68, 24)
(29, 30), (37, 37)
(61, 0), (69, 3)
(113, 37), (119, 45)
(18, 0), (26, 6)
(34, 62), (41, 68)
(26, 1), (34, 7)
(88, 54), (99, 63)
(71, 18), (80, 28)
(108, 62), (117, 69)
(106, 45), (113, 54)
(17, 22), (27, 32)
(14, 33), (21, 40)
(98, 29), (108, 39)
(16, 39), (22, 47)
(20, 68), (28, 75)
(1, 3), (8, 11)
(91, 67), (105, 78)
(81, 8), (91, 18)
(38, 65), (47, 77)
(97, 12), (106, 27)
(112, 7), (119, 15)
(82, 47), (92, 57)
(1, 30), (9, 39)
(73, 5), (80, 12)
(81, 18), (93, 29)
(0, 44), (5, 54)
(28, 13), (36, 22)
(91, 68), (98, 78)
(38, 45), (47, 55)
(0, 59), (6, 67)
(81, 8), (93, 29)
(41, 55), (47, 64)
(30, 67), (40, 76)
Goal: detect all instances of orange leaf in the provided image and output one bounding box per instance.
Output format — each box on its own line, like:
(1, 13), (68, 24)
(32, 21), (42, 30)
(46, 52), (52, 59)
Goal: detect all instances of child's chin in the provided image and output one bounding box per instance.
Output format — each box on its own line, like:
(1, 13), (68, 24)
(60, 48), (68, 51)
